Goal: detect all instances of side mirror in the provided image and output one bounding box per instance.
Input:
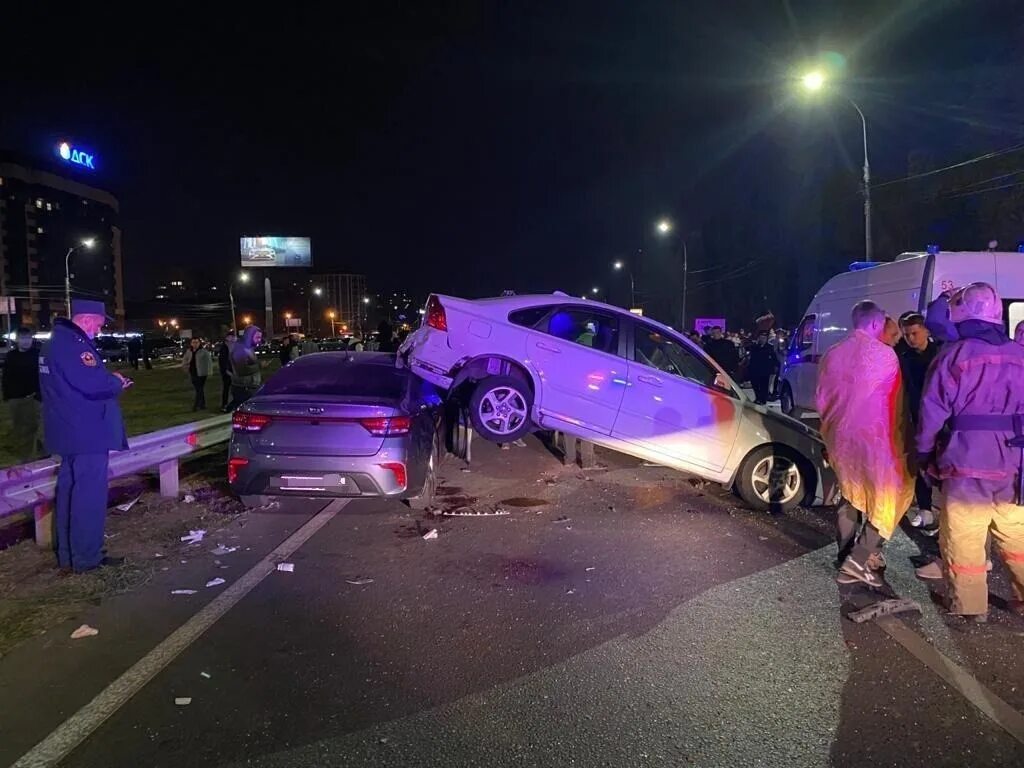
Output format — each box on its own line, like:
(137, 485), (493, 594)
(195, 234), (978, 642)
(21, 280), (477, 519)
(713, 372), (730, 390)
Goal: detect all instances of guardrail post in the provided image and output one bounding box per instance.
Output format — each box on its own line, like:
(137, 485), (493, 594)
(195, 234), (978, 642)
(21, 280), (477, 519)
(159, 459), (180, 498)
(34, 501), (54, 548)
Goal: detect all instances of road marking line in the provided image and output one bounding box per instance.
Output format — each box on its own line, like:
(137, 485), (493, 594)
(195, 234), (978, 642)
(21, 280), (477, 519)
(877, 616), (1024, 746)
(11, 499), (348, 768)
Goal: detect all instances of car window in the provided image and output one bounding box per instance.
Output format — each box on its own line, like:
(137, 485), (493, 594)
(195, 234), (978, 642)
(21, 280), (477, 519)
(259, 355), (409, 399)
(508, 306), (551, 329)
(633, 324), (721, 389)
(544, 308), (620, 355)
(791, 314), (816, 354)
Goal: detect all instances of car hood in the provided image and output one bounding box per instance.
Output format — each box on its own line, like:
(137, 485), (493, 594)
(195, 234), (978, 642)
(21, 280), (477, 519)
(740, 399), (823, 444)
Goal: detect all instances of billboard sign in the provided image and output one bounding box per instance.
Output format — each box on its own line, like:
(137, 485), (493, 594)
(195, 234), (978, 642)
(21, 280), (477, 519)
(239, 236), (312, 268)
(694, 317), (727, 335)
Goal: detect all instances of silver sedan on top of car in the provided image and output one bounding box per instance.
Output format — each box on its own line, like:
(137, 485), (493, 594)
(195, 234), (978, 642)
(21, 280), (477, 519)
(228, 352), (443, 509)
(400, 292), (838, 512)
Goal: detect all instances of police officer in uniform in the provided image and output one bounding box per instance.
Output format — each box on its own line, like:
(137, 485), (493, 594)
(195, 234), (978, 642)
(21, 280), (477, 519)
(40, 299), (131, 573)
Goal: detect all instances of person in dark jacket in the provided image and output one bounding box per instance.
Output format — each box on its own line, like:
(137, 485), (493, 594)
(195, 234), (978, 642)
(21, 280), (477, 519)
(182, 337), (214, 411)
(217, 331), (235, 411)
(228, 326), (263, 410)
(704, 326), (740, 378)
(127, 335), (142, 370)
(898, 313), (941, 529)
(745, 330), (779, 405)
(3, 326), (43, 461)
(40, 299), (131, 573)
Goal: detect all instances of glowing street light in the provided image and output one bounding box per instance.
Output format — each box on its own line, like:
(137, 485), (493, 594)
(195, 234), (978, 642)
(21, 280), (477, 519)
(307, 286), (323, 334)
(229, 271), (251, 333)
(242, 315), (252, 325)
(64, 237), (96, 317)
(797, 64), (872, 259)
(612, 260), (636, 308)
(655, 219), (673, 235)
(800, 70), (826, 92)
(591, 287), (600, 295)
(327, 309), (337, 338)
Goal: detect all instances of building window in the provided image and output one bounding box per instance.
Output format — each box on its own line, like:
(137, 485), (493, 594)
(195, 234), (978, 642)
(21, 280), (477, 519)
(35, 198), (43, 208)
(37, 226), (44, 234)
(45, 202), (52, 211)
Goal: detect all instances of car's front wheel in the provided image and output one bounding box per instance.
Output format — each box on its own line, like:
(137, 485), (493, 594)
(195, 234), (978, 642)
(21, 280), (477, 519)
(468, 375), (533, 443)
(735, 445), (807, 513)
(779, 383), (795, 416)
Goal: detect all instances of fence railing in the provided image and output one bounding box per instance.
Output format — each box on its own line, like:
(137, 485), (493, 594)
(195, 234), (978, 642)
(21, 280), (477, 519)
(0, 414), (232, 546)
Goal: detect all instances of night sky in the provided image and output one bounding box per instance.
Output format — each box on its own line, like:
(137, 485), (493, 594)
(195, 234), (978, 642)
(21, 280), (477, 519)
(2, 1), (1021, 319)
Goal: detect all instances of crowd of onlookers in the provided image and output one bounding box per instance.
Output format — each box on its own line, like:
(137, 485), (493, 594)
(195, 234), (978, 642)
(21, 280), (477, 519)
(685, 322), (791, 404)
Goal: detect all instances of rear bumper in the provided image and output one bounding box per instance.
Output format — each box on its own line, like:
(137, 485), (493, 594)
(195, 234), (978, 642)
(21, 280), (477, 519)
(229, 450), (410, 499)
(402, 327), (458, 390)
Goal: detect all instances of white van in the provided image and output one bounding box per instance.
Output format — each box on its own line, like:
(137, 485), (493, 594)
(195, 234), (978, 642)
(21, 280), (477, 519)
(780, 250), (1024, 416)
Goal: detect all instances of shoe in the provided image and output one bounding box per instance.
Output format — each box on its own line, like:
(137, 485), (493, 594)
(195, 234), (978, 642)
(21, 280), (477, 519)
(73, 555), (125, 574)
(837, 557), (885, 588)
(915, 560), (944, 580)
(907, 507), (924, 527)
(921, 525), (940, 538)
(866, 552), (887, 571)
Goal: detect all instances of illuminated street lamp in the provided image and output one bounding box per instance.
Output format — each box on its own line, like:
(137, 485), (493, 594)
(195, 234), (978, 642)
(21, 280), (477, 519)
(64, 237), (95, 317)
(799, 66), (872, 260)
(242, 315), (252, 325)
(655, 219), (673, 235)
(327, 309), (337, 338)
(654, 217), (690, 330)
(307, 286), (322, 335)
(613, 260), (636, 308)
(228, 271), (250, 333)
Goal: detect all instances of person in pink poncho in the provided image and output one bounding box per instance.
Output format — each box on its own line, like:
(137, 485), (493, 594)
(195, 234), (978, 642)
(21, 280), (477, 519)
(816, 300), (915, 588)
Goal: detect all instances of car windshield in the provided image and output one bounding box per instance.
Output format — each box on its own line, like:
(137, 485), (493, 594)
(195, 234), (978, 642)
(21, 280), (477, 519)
(259, 354), (408, 399)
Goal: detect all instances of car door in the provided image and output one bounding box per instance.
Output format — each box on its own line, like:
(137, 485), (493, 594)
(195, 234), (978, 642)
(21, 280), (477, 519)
(526, 305), (628, 435)
(783, 314), (818, 410)
(613, 320), (742, 474)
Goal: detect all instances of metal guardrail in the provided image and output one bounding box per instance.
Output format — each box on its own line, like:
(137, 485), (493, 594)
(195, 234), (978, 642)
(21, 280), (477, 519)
(0, 414), (232, 546)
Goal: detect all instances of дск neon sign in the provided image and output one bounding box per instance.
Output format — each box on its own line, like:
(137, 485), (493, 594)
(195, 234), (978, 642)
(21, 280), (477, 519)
(57, 141), (95, 170)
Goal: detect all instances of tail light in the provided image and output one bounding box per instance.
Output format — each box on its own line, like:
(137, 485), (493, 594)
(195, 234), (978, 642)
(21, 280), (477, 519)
(228, 457), (249, 484)
(360, 416), (411, 436)
(233, 412), (272, 432)
(379, 461), (407, 490)
(425, 295), (447, 331)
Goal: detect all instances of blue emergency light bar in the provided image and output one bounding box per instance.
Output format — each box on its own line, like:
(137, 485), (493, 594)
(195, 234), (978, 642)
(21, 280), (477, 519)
(926, 244), (941, 255)
(848, 262), (881, 272)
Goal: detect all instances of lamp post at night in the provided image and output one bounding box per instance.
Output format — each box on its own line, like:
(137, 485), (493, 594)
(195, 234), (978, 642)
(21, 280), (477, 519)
(613, 260), (636, 308)
(800, 68), (872, 261)
(228, 271), (250, 332)
(64, 237), (95, 317)
(654, 218), (690, 331)
(327, 310), (337, 338)
(307, 286), (322, 335)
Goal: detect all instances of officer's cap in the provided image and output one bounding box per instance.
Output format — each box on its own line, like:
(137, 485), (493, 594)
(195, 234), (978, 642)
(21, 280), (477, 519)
(70, 298), (114, 322)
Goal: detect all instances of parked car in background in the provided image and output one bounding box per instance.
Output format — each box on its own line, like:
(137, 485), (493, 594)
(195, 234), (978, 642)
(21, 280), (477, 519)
(401, 293), (837, 512)
(95, 335), (128, 363)
(229, 352), (444, 509)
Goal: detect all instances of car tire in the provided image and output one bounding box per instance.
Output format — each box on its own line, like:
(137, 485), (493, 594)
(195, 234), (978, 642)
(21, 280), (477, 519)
(468, 375), (533, 443)
(735, 445), (807, 514)
(779, 383), (795, 416)
(406, 438), (439, 510)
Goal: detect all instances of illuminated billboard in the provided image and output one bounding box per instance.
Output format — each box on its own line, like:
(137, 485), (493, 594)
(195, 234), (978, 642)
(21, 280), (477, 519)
(239, 236), (312, 268)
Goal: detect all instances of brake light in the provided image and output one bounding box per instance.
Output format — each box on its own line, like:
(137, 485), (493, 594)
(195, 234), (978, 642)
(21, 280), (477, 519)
(233, 412), (272, 432)
(228, 457), (249, 484)
(360, 416), (411, 436)
(379, 461), (407, 489)
(425, 295), (447, 331)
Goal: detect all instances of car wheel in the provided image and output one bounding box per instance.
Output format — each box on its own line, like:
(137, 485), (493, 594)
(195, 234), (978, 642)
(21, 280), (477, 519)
(779, 383), (795, 416)
(468, 375), (533, 443)
(735, 445), (806, 514)
(406, 439), (438, 510)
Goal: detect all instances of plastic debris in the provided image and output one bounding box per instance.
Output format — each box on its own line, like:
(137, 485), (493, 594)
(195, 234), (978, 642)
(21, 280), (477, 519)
(183, 493), (197, 504)
(205, 578), (226, 588)
(154, 552), (164, 558)
(513, 439), (528, 448)
(441, 508), (510, 517)
(70, 624), (99, 639)
(848, 598), (921, 624)
(554, 516), (571, 523)
(175, 697), (192, 706)
(171, 589), (198, 595)
(200, 672), (211, 679)
(459, 467), (472, 473)
(210, 545), (239, 556)
(566, 589), (576, 595)
(345, 578), (374, 585)
(115, 495), (142, 513)
(276, 563), (295, 572)
(585, 567), (596, 572)
(422, 528), (439, 540)
(180, 529), (206, 545)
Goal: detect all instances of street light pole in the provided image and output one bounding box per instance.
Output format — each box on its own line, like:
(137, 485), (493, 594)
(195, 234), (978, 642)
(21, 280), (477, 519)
(64, 238), (95, 317)
(847, 97), (872, 261)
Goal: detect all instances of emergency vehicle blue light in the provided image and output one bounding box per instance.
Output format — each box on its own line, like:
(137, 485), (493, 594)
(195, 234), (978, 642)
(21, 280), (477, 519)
(926, 244), (940, 255)
(848, 262), (880, 272)
(1017, 241), (1024, 253)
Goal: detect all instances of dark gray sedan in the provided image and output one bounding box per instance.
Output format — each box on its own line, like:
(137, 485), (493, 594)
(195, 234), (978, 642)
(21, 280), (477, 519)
(228, 352), (443, 508)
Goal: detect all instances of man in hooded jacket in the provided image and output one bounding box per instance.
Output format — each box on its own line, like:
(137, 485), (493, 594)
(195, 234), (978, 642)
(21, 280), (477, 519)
(228, 326), (263, 410)
(917, 282), (1024, 621)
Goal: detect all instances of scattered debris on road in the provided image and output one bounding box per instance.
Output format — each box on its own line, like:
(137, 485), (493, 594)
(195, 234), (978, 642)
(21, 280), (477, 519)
(439, 507), (510, 517)
(171, 589), (197, 595)
(276, 563), (295, 572)
(422, 528), (439, 540)
(848, 598), (922, 624)
(200, 672), (211, 679)
(210, 545), (238, 556)
(585, 566), (596, 572)
(70, 624), (99, 639)
(553, 516), (571, 523)
(180, 529), (206, 545)
(512, 438), (528, 448)
(174, 697), (192, 706)
(183, 493), (196, 504)
(114, 495), (142, 513)
(205, 578), (226, 588)
(345, 578), (374, 585)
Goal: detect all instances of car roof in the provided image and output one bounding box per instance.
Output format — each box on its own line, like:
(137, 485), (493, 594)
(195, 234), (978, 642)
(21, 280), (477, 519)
(436, 293), (683, 336)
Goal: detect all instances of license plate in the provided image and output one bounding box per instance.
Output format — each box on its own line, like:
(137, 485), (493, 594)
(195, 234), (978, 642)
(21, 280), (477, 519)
(280, 474), (346, 488)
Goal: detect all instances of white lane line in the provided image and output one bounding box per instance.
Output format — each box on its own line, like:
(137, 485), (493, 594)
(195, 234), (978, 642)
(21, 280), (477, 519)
(11, 499), (349, 768)
(877, 616), (1024, 746)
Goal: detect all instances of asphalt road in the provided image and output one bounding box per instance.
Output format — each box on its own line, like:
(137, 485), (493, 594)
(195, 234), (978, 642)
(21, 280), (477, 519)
(2, 438), (1024, 767)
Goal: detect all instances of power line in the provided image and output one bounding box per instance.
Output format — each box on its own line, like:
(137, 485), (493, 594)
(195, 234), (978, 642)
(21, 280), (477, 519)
(871, 141), (1024, 190)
